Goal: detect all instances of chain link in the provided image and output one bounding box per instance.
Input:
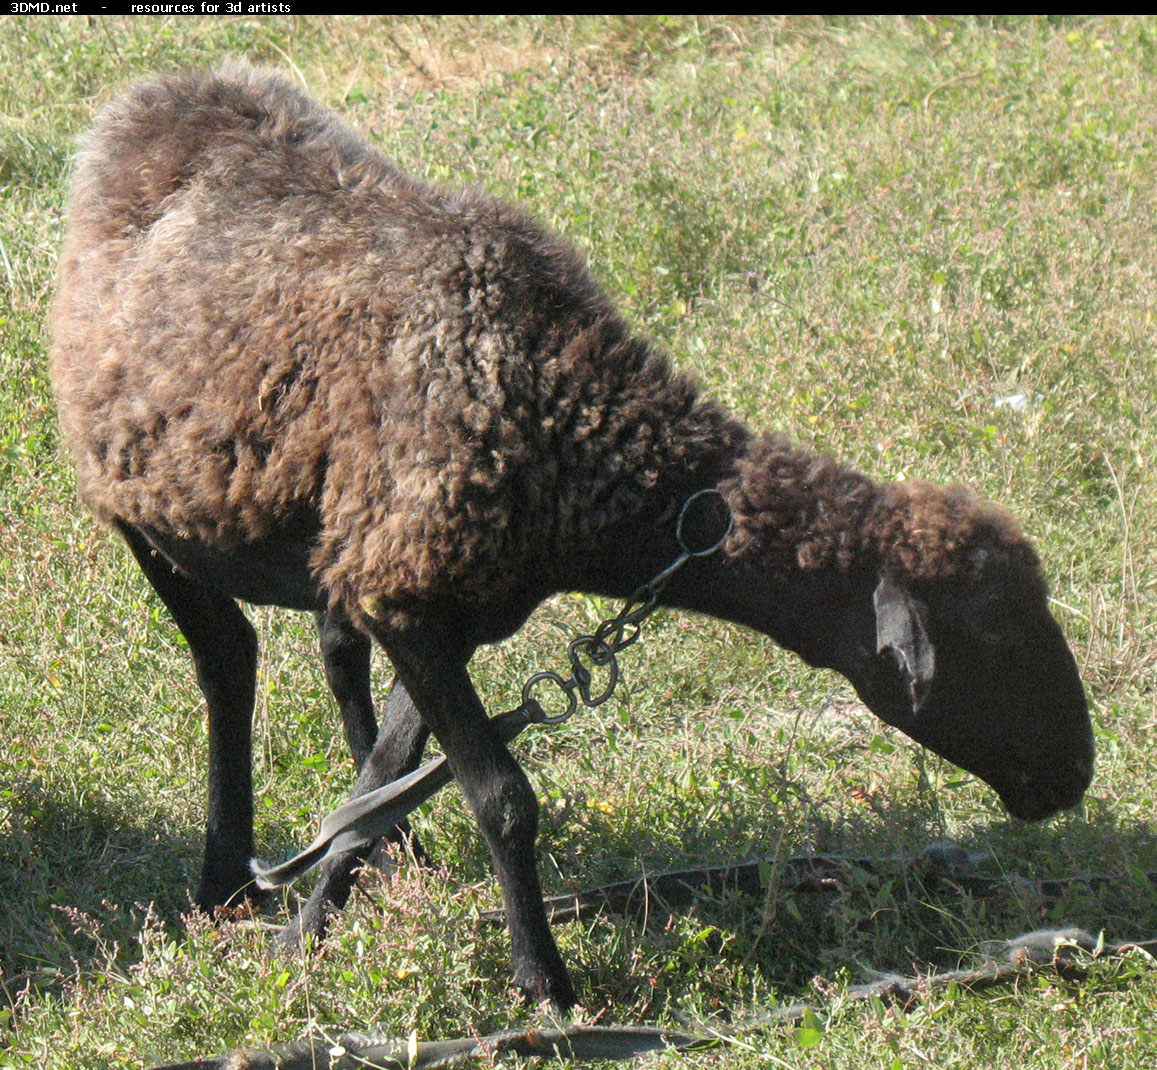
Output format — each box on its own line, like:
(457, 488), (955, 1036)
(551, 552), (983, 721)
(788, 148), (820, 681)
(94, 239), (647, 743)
(520, 488), (731, 726)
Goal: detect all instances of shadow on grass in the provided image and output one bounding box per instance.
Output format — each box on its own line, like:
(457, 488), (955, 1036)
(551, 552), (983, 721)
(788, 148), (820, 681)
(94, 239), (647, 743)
(5, 758), (1157, 1022)
(0, 774), (231, 987)
(527, 799), (1157, 1007)
(0, 769), (361, 986)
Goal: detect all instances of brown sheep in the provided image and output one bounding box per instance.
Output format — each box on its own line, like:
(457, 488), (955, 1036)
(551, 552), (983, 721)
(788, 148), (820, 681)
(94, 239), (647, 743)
(50, 62), (1094, 1010)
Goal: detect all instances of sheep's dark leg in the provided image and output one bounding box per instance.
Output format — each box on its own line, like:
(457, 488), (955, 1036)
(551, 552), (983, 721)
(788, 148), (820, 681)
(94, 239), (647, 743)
(314, 609), (378, 769)
(374, 624), (577, 1010)
(276, 677), (430, 949)
(118, 522), (262, 911)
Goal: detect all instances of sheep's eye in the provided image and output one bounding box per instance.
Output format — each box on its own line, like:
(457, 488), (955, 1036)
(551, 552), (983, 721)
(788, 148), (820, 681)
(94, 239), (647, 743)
(977, 629), (1024, 663)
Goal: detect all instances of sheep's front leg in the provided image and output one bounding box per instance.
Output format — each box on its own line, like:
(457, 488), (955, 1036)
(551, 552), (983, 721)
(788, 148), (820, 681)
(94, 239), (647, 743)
(378, 625), (577, 1010)
(119, 522), (261, 911)
(277, 675), (430, 949)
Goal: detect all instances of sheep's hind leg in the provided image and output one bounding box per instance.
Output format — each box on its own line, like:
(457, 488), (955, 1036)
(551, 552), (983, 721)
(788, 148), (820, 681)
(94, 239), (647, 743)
(118, 521), (262, 912)
(276, 658), (431, 949)
(315, 608), (378, 768)
(314, 609), (430, 859)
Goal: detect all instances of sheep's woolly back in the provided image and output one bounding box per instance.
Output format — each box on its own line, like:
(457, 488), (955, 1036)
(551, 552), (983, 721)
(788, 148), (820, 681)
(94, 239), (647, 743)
(50, 64), (744, 616)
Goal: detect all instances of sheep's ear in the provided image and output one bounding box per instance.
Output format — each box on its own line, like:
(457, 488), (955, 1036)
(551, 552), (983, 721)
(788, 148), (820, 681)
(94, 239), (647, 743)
(873, 574), (936, 715)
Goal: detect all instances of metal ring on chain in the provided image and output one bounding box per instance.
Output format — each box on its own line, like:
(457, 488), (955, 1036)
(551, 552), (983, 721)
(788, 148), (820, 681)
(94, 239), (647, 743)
(594, 615), (643, 654)
(568, 637), (619, 707)
(522, 670), (579, 724)
(675, 487), (733, 558)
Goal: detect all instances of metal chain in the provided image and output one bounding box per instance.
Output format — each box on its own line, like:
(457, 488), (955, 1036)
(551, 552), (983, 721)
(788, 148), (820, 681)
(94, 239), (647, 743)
(520, 488), (732, 725)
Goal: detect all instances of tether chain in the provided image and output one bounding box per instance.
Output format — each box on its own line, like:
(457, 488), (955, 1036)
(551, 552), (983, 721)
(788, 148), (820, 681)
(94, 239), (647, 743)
(520, 487), (732, 725)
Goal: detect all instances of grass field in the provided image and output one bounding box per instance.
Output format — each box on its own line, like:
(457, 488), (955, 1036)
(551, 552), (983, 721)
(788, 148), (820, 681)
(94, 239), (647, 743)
(1, 15), (1156, 1068)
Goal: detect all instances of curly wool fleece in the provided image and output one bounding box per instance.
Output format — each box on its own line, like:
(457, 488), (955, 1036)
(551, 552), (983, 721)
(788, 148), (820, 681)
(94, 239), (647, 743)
(50, 62), (1032, 626)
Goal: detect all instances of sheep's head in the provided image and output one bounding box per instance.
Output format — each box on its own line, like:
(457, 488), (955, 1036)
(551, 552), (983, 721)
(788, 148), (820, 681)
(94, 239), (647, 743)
(849, 558), (1093, 820)
(824, 489), (1094, 821)
(720, 456), (1094, 821)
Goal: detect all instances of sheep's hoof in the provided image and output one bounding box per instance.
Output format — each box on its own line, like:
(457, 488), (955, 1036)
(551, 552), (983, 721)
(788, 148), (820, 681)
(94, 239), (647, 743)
(513, 970), (579, 1013)
(269, 894), (341, 956)
(270, 914), (307, 954)
(195, 870), (272, 917)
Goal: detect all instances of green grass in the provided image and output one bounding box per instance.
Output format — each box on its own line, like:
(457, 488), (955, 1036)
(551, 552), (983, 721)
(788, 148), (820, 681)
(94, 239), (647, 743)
(1, 14), (1156, 1068)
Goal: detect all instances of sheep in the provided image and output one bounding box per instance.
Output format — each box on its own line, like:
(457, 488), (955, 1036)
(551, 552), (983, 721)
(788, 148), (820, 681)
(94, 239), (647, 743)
(49, 62), (1094, 1010)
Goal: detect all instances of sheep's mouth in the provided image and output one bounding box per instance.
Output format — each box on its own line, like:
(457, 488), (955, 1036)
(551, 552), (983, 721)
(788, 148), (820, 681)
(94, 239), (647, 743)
(993, 760), (1094, 822)
(854, 659), (1094, 822)
(866, 693), (1095, 821)
(1000, 788), (1076, 822)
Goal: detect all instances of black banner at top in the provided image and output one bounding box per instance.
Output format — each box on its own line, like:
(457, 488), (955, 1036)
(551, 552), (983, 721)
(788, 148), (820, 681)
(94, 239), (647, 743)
(11, 2), (296, 13)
